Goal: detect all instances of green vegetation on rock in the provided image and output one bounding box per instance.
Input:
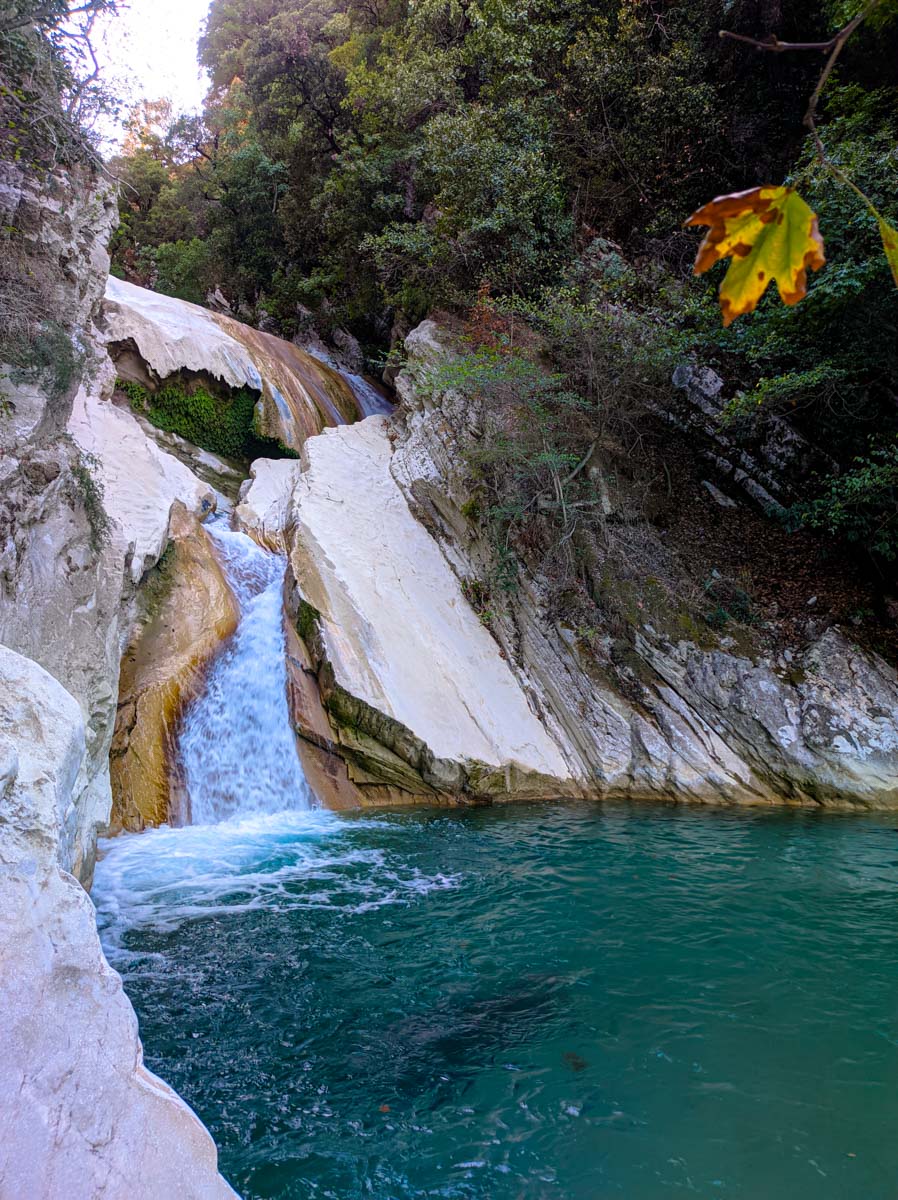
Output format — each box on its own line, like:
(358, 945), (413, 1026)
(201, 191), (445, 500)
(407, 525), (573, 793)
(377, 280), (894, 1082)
(120, 378), (295, 462)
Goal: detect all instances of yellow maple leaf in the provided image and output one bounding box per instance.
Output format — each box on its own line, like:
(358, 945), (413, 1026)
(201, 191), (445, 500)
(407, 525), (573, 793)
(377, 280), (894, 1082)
(685, 186), (825, 327)
(878, 218), (898, 288)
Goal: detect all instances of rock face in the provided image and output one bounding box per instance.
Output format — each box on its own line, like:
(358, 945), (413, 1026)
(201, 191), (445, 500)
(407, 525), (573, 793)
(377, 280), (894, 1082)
(668, 362), (837, 509)
(1, 162), (120, 880)
(104, 276), (364, 452)
(378, 319), (898, 808)
(638, 628), (898, 805)
(234, 439), (578, 804)
(285, 417), (575, 801)
(0, 386), (218, 881)
(69, 386), (216, 583)
(0, 645), (236, 1199)
(110, 504), (240, 832)
(1, 161), (237, 1192)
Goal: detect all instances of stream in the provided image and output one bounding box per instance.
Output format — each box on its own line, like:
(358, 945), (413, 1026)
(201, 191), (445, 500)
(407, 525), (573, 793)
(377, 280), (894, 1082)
(92, 522), (898, 1200)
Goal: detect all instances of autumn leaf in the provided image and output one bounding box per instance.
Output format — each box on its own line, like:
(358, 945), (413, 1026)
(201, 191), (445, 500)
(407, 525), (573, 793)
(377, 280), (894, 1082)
(685, 186), (825, 327)
(878, 218), (898, 288)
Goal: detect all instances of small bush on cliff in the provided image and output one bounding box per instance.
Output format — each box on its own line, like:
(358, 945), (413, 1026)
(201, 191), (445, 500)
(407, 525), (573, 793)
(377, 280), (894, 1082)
(3, 320), (84, 403)
(68, 447), (110, 552)
(786, 441), (898, 562)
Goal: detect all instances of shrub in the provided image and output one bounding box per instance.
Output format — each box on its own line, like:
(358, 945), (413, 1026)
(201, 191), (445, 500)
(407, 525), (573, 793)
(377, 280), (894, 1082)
(787, 441), (898, 562)
(4, 320), (85, 403)
(69, 448), (110, 552)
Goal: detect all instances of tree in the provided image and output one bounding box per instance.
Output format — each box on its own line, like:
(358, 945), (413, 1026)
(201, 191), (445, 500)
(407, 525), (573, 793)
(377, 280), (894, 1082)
(0, 0), (122, 167)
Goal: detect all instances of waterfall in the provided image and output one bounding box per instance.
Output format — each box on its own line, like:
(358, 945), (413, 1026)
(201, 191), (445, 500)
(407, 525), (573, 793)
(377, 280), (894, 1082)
(342, 372), (394, 417)
(178, 513), (314, 824)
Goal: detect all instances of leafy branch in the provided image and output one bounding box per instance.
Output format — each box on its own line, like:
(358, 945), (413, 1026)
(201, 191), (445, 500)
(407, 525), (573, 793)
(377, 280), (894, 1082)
(688, 0), (898, 325)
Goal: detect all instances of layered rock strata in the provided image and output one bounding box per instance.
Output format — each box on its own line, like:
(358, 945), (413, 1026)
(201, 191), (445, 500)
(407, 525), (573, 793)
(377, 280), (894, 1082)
(387, 321), (898, 807)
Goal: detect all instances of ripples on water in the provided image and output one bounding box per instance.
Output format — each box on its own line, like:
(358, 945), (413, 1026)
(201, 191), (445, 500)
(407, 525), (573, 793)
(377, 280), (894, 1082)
(94, 803), (898, 1200)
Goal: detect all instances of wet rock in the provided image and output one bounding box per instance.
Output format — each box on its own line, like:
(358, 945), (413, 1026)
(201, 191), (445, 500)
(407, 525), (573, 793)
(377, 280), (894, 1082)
(104, 276), (361, 454)
(109, 504), (239, 831)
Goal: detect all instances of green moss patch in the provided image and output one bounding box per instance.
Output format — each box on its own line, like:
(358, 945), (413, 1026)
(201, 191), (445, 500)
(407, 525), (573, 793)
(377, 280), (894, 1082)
(120, 378), (295, 463)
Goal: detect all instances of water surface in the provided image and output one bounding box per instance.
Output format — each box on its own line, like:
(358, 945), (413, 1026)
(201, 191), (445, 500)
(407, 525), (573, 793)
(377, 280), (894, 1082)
(94, 802), (898, 1200)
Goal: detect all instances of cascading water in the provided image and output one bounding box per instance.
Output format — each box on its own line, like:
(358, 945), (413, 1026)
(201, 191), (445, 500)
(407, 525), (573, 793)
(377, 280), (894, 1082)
(343, 371), (394, 417)
(178, 513), (313, 824)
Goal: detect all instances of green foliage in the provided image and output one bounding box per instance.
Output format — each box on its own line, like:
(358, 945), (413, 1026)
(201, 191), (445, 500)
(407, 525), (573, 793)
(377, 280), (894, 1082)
(0, 2), (123, 170)
(154, 238), (216, 305)
(105, 0), (898, 586)
(366, 103), (572, 303)
(788, 441), (898, 561)
(4, 320), (84, 402)
(687, 82), (898, 539)
(122, 378), (286, 462)
(69, 448), (111, 552)
(117, 0), (831, 327)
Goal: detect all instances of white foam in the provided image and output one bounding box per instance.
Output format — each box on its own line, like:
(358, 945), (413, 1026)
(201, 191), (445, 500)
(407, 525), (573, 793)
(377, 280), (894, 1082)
(179, 516), (313, 823)
(94, 809), (461, 962)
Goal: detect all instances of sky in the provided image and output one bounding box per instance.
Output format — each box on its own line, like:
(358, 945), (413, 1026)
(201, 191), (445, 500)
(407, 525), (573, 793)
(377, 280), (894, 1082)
(95, 0), (212, 147)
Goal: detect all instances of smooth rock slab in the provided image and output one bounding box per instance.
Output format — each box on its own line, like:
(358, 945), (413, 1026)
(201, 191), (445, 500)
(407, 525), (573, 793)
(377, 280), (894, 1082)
(288, 416), (574, 779)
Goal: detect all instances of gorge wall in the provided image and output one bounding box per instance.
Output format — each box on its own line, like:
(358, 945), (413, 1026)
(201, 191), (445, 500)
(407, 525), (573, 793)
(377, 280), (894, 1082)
(239, 320), (898, 811)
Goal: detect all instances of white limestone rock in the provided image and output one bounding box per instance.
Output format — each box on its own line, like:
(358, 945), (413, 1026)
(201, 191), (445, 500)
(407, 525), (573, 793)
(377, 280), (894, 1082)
(104, 276), (265, 392)
(288, 416), (574, 780)
(68, 387), (215, 582)
(0, 644), (237, 1199)
(235, 457), (304, 551)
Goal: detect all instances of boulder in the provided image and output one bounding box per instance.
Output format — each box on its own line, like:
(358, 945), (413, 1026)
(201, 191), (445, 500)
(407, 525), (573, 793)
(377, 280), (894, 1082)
(235, 457), (304, 551)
